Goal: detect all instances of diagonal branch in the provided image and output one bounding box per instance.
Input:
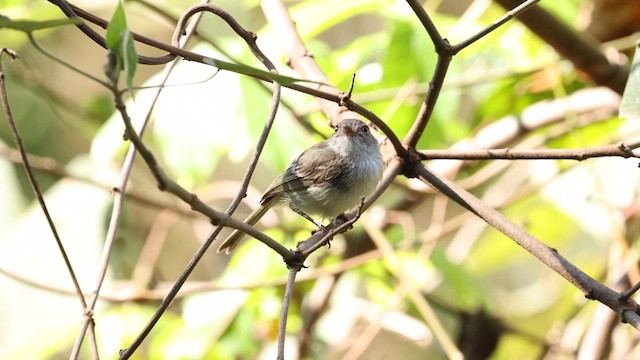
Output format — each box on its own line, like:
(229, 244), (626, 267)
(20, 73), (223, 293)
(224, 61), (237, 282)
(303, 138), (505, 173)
(259, 0), (405, 157)
(70, 3), (213, 358)
(118, 3), (288, 358)
(453, 0), (540, 53)
(48, 0), (405, 157)
(0, 48), (98, 358)
(415, 163), (640, 325)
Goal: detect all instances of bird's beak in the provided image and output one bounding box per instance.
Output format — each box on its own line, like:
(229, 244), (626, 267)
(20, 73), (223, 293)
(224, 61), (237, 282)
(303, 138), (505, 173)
(340, 125), (354, 136)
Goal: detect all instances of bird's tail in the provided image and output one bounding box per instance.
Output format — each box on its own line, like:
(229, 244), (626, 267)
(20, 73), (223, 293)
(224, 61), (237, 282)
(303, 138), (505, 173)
(217, 205), (269, 254)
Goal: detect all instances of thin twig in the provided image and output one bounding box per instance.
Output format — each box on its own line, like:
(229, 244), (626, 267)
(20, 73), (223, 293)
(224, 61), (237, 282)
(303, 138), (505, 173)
(620, 282), (640, 302)
(49, 0), (405, 156)
(339, 73), (356, 106)
(118, 4), (288, 358)
(418, 141), (640, 161)
(453, 0), (540, 53)
(69, 4), (212, 357)
(28, 33), (107, 86)
(415, 164), (640, 325)
(0, 48), (98, 358)
(277, 266), (301, 360)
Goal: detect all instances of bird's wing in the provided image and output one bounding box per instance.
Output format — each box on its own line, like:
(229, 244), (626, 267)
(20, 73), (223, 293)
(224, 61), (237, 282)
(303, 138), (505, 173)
(260, 142), (345, 205)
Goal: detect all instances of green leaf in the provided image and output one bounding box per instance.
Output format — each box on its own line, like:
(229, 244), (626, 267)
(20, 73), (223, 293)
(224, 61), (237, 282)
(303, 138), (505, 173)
(121, 29), (137, 92)
(105, 2), (126, 51)
(105, 1), (138, 93)
(620, 46), (640, 121)
(0, 17), (81, 32)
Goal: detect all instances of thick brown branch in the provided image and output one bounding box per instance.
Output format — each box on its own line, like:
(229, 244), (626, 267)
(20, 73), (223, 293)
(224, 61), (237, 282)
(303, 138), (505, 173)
(494, 0), (628, 94)
(415, 164), (640, 325)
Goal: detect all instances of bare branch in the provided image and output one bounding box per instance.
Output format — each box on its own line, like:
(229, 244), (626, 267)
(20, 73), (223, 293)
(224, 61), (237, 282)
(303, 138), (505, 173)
(0, 48), (98, 358)
(69, 5), (212, 357)
(405, 0), (447, 52)
(418, 141), (640, 161)
(415, 164), (640, 324)
(277, 266), (301, 360)
(117, 4), (289, 358)
(404, 0), (541, 149)
(453, 0), (540, 53)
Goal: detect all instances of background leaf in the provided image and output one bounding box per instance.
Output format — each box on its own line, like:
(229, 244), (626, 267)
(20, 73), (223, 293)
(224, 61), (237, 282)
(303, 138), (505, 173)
(620, 46), (640, 121)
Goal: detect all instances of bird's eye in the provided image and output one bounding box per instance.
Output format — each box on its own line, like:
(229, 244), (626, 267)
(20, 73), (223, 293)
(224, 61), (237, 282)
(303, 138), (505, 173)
(361, 126), (369, 134)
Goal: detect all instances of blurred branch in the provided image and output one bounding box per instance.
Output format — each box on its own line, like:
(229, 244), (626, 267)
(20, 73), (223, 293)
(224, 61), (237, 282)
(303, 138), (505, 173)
(0, 249), (384, 302)
(364, 221), (464, 360)
(0, 48), (99, 359)
(130, 209), (179, 289)
(0, 143), (199, 217)
(299, 275), (340, 358)
(494, 0), (629, 94)
(259, 0), (359, 124)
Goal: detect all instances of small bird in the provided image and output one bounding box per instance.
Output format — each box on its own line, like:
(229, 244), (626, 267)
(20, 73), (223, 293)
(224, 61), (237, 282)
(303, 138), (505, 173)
(217, 118), (384, 253)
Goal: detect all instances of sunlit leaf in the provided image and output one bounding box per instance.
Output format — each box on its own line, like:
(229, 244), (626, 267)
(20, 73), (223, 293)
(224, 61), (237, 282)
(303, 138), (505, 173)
(291, 0), (384, 39)
(105, 2), (126, 50)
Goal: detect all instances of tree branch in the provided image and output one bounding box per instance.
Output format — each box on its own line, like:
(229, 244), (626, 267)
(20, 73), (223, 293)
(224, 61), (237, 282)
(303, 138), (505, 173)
(415, 164), (640, 325)
(1, 48), (98, 359)
(419, 141), (640, 161)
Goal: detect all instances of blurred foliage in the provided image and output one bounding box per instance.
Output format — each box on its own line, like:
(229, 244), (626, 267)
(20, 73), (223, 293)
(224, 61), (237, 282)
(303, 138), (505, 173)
(0, 0), (639, 359)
